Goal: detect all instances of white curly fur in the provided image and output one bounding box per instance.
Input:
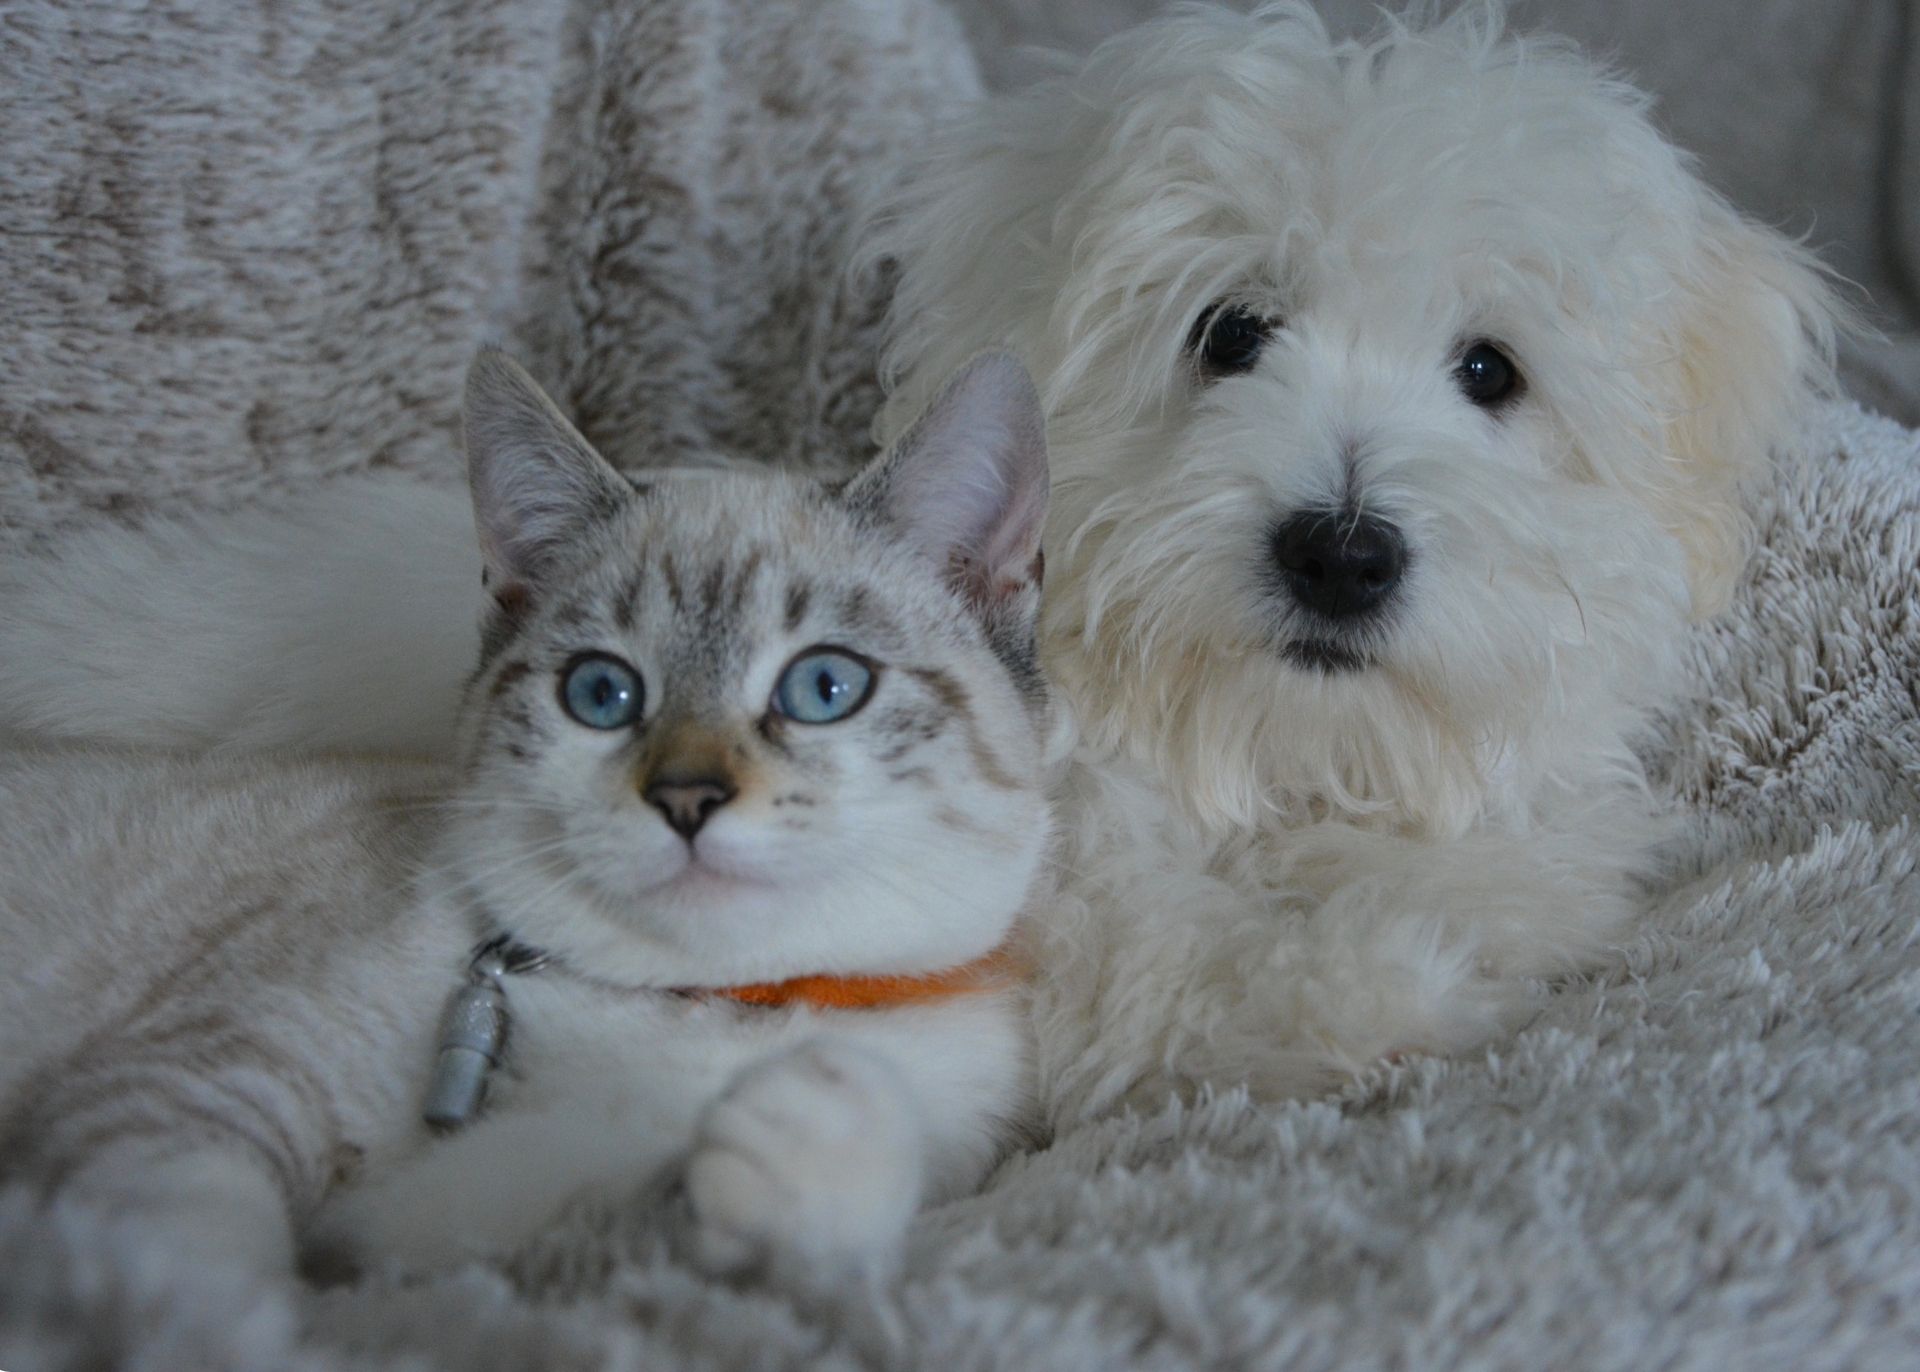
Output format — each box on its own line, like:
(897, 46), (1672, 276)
(865, 1), (1846, 1120)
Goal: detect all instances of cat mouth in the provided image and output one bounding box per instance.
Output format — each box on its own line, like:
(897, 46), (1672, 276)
(663, 849), (773, 891)
(615, 850), (765, 902)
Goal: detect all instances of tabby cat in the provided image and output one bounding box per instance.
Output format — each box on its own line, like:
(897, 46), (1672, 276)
(0, 348), (1053, 1283)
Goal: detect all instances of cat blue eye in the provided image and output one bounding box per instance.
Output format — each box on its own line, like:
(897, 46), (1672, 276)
(559, 653), (644, 730)
(773, 648), (877, 725)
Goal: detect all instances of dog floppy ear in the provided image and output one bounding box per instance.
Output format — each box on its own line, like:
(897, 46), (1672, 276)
(1650, 202), (1845, 619)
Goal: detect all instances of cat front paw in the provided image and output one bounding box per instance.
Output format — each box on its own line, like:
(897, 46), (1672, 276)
(685, 1039), (924, 1284)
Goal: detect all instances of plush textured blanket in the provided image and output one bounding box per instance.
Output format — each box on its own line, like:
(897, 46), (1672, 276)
(4, 1), (1920, 1368)
(0, 0), (976, 553)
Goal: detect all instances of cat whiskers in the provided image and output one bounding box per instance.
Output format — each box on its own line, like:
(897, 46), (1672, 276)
(402, 829), (588, 911)
(380, 795), (571, 819)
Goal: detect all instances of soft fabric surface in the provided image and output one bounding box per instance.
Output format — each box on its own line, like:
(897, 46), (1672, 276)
(4, 1), (1920, 1368)
(0, 0), (976, 553)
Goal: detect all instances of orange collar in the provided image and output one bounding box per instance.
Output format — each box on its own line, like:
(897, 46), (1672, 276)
(428, 936), (1023, 1134)
(701, 944), (1024, 1011)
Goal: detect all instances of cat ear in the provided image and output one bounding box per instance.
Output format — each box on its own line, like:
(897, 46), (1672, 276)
(463, 347), (633, 603)
(847, 351), (1049, 610)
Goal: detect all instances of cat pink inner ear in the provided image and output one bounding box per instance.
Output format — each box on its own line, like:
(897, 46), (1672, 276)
(872, 352), (1049, 603)
(463, 348), (631, 598)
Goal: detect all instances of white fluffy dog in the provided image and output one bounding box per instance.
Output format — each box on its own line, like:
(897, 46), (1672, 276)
(866, 1), (1843, 1118)
(0, 3), (1845, 1126)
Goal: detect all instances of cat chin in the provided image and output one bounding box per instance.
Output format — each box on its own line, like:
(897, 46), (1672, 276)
(655, 862), (769, 897)
(435, 807), (1037, 988)
(501, 872), (1021, 992)
(605, 844), (767, 899)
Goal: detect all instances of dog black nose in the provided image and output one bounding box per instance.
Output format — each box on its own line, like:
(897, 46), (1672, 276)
(643, 774), (737, 840)
(1271, 511), (1406, 619)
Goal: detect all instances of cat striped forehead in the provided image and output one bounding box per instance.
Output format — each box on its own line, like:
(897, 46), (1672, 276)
(520, 469), (971, 673)
(465, 466), (1048, 812)
(460, 348), (1049, 707)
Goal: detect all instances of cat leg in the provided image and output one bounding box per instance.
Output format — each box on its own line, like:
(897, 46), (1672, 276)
(685, 1039), (925, 1284)
(59, 1144), (296, 1279)
(13, 1059), (314, 1281)
(310, 1108), (682, 1275)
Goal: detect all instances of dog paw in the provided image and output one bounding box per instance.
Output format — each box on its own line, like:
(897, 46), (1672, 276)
(685, 1039), (924, 1283)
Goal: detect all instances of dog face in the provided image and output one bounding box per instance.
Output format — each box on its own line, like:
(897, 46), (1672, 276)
(872, 4), (1841, 836)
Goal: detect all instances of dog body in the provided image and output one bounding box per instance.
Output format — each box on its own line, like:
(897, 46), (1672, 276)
(870, 3), (1840, 1118)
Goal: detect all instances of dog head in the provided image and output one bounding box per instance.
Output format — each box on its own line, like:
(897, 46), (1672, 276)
(869, 3), (1844, 837)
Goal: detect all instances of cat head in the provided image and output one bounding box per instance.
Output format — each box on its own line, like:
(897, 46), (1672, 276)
(440, 349), (1053, 987)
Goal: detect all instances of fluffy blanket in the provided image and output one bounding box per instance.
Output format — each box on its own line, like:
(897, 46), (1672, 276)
(4, 1), (1920, 1368)
(0, 0), (976, 552)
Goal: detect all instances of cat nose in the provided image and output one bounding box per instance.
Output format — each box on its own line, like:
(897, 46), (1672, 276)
(643, 773), (738, 840)
(1270, 509), (1406, 619)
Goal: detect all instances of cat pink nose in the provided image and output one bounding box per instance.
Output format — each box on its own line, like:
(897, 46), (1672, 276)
(643, 776), (737, 840)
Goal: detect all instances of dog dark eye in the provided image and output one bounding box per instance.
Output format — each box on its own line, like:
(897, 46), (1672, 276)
(1189, 304), (1273, 375)
(1455, 342), (1521, 407)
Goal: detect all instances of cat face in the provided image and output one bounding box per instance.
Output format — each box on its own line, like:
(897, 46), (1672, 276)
(439, 352), (1053, 987)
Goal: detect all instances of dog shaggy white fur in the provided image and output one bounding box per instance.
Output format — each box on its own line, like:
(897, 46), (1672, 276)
(865, 1), (1846, 1120)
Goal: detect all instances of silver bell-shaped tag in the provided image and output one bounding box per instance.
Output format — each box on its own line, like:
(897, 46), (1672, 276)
(422, 954), (510, 1132)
